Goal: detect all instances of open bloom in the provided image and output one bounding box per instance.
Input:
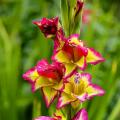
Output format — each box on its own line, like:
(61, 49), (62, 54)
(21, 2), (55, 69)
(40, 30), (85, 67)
(57, 72), (105, 108)
(34, 108), (88, 120)
(23, 59), (65, 107)
(52, 34), (105, 77)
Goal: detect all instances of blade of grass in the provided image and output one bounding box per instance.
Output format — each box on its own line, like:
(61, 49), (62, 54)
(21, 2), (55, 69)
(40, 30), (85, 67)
(108, 99), (120, 120)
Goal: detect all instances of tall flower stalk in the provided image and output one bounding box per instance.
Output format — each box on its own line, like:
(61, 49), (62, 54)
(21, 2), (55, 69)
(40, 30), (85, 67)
(23, 0), (105, 120)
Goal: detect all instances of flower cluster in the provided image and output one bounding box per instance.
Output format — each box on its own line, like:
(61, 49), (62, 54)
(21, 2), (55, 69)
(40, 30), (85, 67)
(23, 1), (105, 120)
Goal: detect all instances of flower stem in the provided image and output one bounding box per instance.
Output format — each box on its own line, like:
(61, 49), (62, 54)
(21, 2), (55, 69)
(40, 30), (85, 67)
(67, 104), (71, 120)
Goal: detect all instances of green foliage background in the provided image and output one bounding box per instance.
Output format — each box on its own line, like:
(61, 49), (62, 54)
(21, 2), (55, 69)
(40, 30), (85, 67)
(0, 0), (120, 120)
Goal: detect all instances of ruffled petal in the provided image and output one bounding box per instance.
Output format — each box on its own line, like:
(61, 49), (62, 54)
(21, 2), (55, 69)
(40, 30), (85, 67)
(86, 84), (105, 99)
(42, 87), (58, 108)
(37, 59), (54, 78)
(37, 60), (64, 80)
(86, 48), (105, 65)
(72, 108), (88, 120)
(57, 92), (76, 109)
(37, 59), (49, 67)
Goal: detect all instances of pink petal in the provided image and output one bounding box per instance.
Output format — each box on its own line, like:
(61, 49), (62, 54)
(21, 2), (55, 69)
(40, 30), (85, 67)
(37, 59), (49, 68)
(37, 60), (63, 80)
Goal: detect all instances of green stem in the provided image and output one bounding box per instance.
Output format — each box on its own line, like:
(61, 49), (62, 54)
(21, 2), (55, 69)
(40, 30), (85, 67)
(67, 104), (71, 120)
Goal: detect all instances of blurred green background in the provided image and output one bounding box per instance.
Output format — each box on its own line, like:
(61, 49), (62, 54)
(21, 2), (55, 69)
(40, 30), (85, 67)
(0, 0), (120, 120)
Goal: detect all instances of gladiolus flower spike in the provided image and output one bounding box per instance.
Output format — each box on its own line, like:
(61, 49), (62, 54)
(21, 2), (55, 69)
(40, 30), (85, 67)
(23, 1), (105, 120)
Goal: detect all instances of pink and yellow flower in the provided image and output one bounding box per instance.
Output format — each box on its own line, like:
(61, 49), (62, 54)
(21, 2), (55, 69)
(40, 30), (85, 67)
(52, 34), (105, 77)
(23, 59), (65, 107)
(57, 72), (105, 108)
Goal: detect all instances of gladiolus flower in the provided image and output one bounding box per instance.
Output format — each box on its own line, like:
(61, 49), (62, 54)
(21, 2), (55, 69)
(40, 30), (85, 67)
(33, 17), (65, 53)
(33, 17), (64, 39)
(52, 34), (105, 77)
(57, 72), (105, 108)
(23, 59), (65, 107)
(23, 1), (106, 119)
